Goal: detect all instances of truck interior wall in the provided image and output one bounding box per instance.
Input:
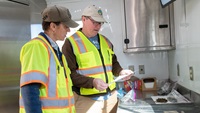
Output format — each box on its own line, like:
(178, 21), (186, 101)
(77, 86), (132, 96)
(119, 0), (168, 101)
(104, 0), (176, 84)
(47, 0), (170, 83)
(47, 0), (200, 95)
(0, 0), (46, 112)
(1, 0), (200, 112)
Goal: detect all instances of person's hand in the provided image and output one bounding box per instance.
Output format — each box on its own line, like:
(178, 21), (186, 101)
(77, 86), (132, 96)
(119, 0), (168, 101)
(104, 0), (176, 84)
(93, 78), (108, 91)
(119, 69), (134, 81)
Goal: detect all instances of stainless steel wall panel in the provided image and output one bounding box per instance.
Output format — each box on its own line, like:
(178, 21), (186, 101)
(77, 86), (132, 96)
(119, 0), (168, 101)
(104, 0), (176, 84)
(0, 0), (46, 112)
(0, 1), (30, 113)
(123, 0), (175, 53)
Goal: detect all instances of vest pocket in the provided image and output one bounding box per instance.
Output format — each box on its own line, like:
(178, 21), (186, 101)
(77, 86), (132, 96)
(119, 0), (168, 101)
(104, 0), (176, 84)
(77, 51), (96, 67)
(107, 48), (114, 63)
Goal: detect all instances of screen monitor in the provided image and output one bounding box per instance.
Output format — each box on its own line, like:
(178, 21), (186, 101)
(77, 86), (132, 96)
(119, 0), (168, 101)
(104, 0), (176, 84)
(160, 0), (176, 8)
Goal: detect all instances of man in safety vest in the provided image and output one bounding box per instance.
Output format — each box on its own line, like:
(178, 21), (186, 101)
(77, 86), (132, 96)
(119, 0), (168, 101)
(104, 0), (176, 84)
(19, 5), (78, 113)
(62, 5), (134, 113)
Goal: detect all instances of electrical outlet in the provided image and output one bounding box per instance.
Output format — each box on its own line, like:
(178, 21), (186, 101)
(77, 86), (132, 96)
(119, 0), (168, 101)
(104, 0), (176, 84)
(189, 66), (194, 81)
(177, 64), (180, 76)
(128, 65), (134, 72)
(139, 65), (145, 74)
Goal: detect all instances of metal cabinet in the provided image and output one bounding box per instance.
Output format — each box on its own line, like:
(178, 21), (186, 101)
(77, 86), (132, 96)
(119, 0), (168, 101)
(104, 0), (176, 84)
(123, 0), (175, 53)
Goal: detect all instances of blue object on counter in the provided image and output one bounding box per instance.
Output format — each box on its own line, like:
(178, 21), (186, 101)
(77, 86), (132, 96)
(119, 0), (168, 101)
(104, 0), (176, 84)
(117, 88), (127, 99)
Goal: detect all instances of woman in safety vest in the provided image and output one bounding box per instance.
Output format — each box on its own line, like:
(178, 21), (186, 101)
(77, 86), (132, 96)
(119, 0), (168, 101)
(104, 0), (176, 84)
(62, 5), (135, 113)
(19, 5), (78, 113)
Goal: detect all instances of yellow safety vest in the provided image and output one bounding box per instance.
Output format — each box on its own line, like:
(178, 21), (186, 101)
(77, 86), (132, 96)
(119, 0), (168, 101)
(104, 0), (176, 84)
(68, 31), (116, 95)
(19, 35), (75, 113)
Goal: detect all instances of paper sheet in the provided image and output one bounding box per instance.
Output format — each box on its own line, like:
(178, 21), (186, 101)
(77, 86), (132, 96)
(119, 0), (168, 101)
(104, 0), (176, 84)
(151, 90), (191, 104)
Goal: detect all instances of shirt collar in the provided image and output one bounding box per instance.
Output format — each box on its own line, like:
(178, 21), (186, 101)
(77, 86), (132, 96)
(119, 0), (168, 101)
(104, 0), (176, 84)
(44, 33), (58, 49)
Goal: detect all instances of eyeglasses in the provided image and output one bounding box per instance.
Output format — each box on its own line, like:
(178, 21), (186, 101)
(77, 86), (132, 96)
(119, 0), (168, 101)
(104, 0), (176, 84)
(85, 16), (104, 26)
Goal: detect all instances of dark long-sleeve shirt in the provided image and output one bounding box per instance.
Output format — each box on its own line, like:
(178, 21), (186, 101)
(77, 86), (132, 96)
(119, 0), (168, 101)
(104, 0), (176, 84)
(21, 84), (42, 113)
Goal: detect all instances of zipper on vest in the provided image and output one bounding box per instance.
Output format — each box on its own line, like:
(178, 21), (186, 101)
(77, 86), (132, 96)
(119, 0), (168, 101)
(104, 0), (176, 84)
(99, 49), (109, 93)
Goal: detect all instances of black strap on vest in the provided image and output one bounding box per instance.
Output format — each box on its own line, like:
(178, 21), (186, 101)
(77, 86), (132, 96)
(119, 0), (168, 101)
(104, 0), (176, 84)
(38, 32), (63, 66)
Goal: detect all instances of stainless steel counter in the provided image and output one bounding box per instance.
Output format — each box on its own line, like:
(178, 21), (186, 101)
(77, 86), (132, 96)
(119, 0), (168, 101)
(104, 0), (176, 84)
(117, 90), (200, 113)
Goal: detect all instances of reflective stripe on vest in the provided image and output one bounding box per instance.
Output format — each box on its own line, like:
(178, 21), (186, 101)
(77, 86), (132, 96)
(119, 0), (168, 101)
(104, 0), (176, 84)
(71, 33), (87, 53)
(69, 31), (116, 95)
(20, 48), (57, 97)
(71, 32), (112, 54)
(77, 65), (112, 76)
(71, 32), (113, 76)
(20, 36), (75, 112)
(20, 97), (74, 107)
